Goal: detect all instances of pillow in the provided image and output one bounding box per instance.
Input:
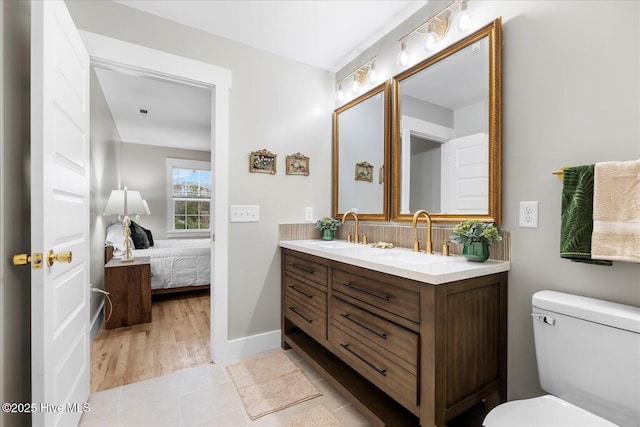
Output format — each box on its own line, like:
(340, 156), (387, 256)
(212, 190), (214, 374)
(141, 225), (154, 247)
(105, 221), (132, 257)
(129, 220), (150, 249)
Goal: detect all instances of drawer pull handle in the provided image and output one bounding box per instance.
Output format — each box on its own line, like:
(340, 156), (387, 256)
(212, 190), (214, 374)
(288, 306), (313, 324)
(290, 263), (314, 274)
(288, 284), (313, 299)
(341, 313), (387, 339)
(343, 282), (390, 301)
(340, 343), (387, 377)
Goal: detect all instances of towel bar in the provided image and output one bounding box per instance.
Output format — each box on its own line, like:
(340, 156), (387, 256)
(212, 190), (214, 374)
(552, 166), (571, 180)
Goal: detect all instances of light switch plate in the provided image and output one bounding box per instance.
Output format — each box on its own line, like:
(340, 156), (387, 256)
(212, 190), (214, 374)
(230, 205), (259, 222)
(305, 207), (313, 221)
(519, 201), (538, 228)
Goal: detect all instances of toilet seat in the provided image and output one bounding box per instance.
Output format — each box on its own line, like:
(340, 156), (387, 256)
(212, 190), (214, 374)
(483, 395), (618, 427)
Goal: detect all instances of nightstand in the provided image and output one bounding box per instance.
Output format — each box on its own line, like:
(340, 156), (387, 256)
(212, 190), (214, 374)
(104, 256), (151, 329)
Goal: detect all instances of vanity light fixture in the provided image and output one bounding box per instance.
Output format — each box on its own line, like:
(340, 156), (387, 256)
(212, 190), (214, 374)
(397, 0), (472, 65)
(335, 56), (377, 101)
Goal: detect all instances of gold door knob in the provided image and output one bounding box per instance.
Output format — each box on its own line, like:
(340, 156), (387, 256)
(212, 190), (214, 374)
(12, 253), (43, 270)
(47, 250), (72, 267)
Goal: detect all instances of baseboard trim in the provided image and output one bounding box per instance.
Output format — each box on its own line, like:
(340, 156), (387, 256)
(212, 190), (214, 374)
(220, 329), (281, 363)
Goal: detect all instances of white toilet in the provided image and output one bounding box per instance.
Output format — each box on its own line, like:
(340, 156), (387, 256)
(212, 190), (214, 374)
(484, 290), (640, 427)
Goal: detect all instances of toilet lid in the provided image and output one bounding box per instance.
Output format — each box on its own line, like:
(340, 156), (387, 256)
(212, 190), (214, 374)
(483, 395), (618, 427)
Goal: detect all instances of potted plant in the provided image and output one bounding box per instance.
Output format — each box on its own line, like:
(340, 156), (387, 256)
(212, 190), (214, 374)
(450, 220), (502, 262)
(315, 217), (342, 241)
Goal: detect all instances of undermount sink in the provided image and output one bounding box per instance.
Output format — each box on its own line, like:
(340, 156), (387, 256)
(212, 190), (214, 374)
(368, 250), (455, 265)
(311, 241), (356, 250)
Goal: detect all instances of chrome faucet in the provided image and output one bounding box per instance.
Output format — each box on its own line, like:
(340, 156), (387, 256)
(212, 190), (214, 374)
(412, 210), (433, 254)
(341, 211), (359, 244)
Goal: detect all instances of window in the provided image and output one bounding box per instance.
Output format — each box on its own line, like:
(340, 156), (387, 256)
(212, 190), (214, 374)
(166, 158), (211, 236)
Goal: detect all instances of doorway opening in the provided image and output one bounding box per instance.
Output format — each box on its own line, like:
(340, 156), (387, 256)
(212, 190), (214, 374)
(89, 62), (215, 391)
(80, 30), (232, 391)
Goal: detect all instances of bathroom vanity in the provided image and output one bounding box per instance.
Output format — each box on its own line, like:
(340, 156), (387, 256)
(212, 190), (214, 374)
(280, 240), (509, 427)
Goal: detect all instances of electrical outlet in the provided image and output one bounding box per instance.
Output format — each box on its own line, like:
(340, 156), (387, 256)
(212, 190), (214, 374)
(230, 205), (260, 222)
(519, 201), (539, 228)
(305, 207), (313, 221)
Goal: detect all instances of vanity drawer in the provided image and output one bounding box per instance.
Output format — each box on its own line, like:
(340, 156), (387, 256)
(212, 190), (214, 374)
(285, 290), (327, 341)
(283, 252), (328, 288)
(283, 274), (326, 314)
(330, 324), (418, 413)
(331, 297), (418, 369)
(332, 269), (419, 323)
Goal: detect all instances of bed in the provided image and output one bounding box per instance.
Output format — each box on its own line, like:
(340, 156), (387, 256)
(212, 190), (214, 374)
(105, 222), (211, 295)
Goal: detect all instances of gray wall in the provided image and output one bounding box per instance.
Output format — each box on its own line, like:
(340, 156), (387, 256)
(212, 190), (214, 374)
(0, 2), (31, 426)
(119, 142), (210, 241)
(65, 0), (334, 340)
(89, 68), (122, 329)
(338, 0), (640, 400)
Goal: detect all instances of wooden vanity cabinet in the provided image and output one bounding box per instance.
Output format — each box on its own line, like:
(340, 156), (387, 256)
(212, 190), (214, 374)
(281, 248), (508, 427)
(282, 252), (328, 343)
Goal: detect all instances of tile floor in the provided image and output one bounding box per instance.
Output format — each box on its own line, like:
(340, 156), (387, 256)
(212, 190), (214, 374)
(79, 348), (372, 426)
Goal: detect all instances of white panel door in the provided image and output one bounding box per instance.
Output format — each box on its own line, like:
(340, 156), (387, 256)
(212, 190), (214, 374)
(31, 1), (90, 425)
(443, 132), (489, 213)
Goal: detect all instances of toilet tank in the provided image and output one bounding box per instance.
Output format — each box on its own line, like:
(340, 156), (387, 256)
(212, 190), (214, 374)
(532, 290), (640, 427)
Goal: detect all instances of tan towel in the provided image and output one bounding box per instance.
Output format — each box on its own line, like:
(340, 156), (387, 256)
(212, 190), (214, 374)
(591, 159), (640, 263)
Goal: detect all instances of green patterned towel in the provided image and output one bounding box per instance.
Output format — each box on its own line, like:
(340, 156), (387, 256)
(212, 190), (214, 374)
(560, 165), (612, 266)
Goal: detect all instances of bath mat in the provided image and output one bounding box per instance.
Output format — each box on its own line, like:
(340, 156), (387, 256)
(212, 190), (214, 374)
(226, 351), (321, 420)
(280, 405), (340, 427)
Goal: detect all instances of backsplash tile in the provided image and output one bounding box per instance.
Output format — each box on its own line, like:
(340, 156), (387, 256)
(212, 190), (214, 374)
(279, 223), (511, 262)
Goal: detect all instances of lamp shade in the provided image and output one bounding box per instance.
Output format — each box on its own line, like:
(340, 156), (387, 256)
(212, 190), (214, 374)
(103, 189), (147, 216)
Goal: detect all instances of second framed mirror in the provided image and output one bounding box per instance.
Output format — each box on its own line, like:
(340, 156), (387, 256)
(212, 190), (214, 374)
(392, 18), (502, 224)
(333, 81), (390, 221)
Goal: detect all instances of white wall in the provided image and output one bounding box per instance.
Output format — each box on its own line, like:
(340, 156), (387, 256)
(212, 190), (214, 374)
(119, 142), (210, 240)
(65, 0), (335, 341)
(0, 2), (32, 426)
(89, 68), (122, 329)
(338, 0), (640, 400)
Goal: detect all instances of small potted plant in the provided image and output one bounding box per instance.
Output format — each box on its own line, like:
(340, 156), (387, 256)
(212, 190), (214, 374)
(315, 217), (342, 241)
(450, 220), (502, 262)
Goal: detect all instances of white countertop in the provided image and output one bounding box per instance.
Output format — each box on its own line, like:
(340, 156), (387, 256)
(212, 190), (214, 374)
(280, 239), (510, 285)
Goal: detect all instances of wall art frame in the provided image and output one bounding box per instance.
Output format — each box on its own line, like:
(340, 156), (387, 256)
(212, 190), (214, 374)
(285, 152), (310, 176)
(250, 149), (277, 174)
(355, 161), (374, 182)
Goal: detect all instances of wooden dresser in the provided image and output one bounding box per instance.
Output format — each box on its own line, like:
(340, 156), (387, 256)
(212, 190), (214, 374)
(104, 256), (152, 329)
(281, 247), (508, 427)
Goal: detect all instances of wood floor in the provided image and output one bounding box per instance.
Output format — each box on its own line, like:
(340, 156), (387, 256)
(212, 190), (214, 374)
(90, 289), (210, 392)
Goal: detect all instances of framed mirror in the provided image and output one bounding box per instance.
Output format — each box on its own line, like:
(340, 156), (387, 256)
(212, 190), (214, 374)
(392, 18), (502, 224)
(333, 81), (390, 221)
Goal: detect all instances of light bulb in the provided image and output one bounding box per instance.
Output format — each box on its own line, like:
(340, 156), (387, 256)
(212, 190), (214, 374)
(367, 65), (378, 85)
(422, 31), (438, 52)
(336, 84), (344, 102)
(454, 2), (472, 32)
(396, 41), (410, 68)
(350, 76), (361, 94)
